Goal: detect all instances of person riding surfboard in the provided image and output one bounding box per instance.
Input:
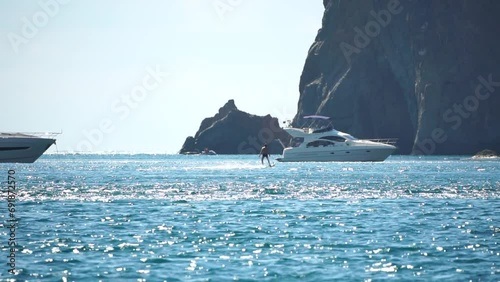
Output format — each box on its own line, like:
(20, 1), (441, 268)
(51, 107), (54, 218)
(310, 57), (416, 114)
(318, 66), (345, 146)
(259, 144), (272, 167)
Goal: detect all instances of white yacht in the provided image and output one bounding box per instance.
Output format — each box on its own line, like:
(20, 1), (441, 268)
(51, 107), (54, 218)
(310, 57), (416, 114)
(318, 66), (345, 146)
(276, 116), (397, 162)
(0, 132), (58, 163)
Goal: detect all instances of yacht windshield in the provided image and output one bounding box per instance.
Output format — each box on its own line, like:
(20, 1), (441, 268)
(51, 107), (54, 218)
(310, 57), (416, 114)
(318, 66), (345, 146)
(341, 134), (357, 140)
(312, 126), (333, 134)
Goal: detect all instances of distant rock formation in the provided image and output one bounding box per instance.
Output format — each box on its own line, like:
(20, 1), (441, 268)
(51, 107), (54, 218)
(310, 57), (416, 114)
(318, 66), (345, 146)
(296, 0), (500, 155)
(180, 100), (291, 154)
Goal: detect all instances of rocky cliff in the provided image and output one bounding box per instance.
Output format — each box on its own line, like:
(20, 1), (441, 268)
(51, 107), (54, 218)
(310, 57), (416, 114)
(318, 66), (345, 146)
(297, 0), (500, 154)
(180, 100), (290, 154)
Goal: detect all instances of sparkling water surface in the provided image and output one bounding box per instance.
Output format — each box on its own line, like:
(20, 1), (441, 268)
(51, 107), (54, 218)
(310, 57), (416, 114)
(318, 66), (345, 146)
(1, 155), (499, 281)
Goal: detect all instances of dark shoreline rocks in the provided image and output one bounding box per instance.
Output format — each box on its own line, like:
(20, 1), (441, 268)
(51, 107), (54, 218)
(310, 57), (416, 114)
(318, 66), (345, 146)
(472, 149), (498, 159)
(179, 100), (291, 155)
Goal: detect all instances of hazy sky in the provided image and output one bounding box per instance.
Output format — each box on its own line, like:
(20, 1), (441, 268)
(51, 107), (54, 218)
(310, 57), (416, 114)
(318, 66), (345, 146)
(1, 0), (324, 153)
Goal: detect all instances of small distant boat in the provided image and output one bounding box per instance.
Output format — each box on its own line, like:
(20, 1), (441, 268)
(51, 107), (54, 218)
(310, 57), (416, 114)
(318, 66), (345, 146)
(200, 148), (217, 155)
(471, 149), (499, 159)
(276, 116), (397, 162)
(0, 132), (58, 163)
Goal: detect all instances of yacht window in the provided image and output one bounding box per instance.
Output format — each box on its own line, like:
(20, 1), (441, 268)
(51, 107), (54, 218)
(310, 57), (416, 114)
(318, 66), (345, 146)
(289, 137), (304, 148)
(320, 136), (346, 142)
(306, 140), (334, 147)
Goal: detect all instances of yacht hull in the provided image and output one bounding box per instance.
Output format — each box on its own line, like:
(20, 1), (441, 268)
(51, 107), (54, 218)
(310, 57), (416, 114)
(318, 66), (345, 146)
(0, 137), (56, 163)
(276, 147), (396, 162)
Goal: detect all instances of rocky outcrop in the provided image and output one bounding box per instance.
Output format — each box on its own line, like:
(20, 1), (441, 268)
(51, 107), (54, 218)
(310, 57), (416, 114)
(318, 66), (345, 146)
(180, 100), (291, 154)
(297, 0), (500, 154)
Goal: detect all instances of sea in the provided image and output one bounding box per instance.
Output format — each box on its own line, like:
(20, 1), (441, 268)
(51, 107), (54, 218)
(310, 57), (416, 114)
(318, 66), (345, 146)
(1, 154), (499, 281)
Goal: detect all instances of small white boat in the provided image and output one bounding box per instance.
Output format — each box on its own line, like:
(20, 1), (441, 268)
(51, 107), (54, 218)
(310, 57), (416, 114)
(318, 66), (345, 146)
(276, 116), (397, 162)
(200, 148), (217, 155)
(0, 132), (58, 163)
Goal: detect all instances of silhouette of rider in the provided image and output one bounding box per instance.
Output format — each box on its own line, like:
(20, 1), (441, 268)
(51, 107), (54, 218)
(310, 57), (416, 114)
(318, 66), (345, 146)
(260, 144), (271, 166)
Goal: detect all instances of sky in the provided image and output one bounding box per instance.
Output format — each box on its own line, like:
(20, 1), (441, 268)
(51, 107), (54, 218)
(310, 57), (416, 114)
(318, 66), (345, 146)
(0, 0), (324, 153)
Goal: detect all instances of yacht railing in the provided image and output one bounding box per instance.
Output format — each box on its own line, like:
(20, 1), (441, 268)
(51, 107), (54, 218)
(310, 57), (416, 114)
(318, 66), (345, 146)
(364, 138), (398, 145)
(0, 132), (61, 139)
(276, 138), (286, 149)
